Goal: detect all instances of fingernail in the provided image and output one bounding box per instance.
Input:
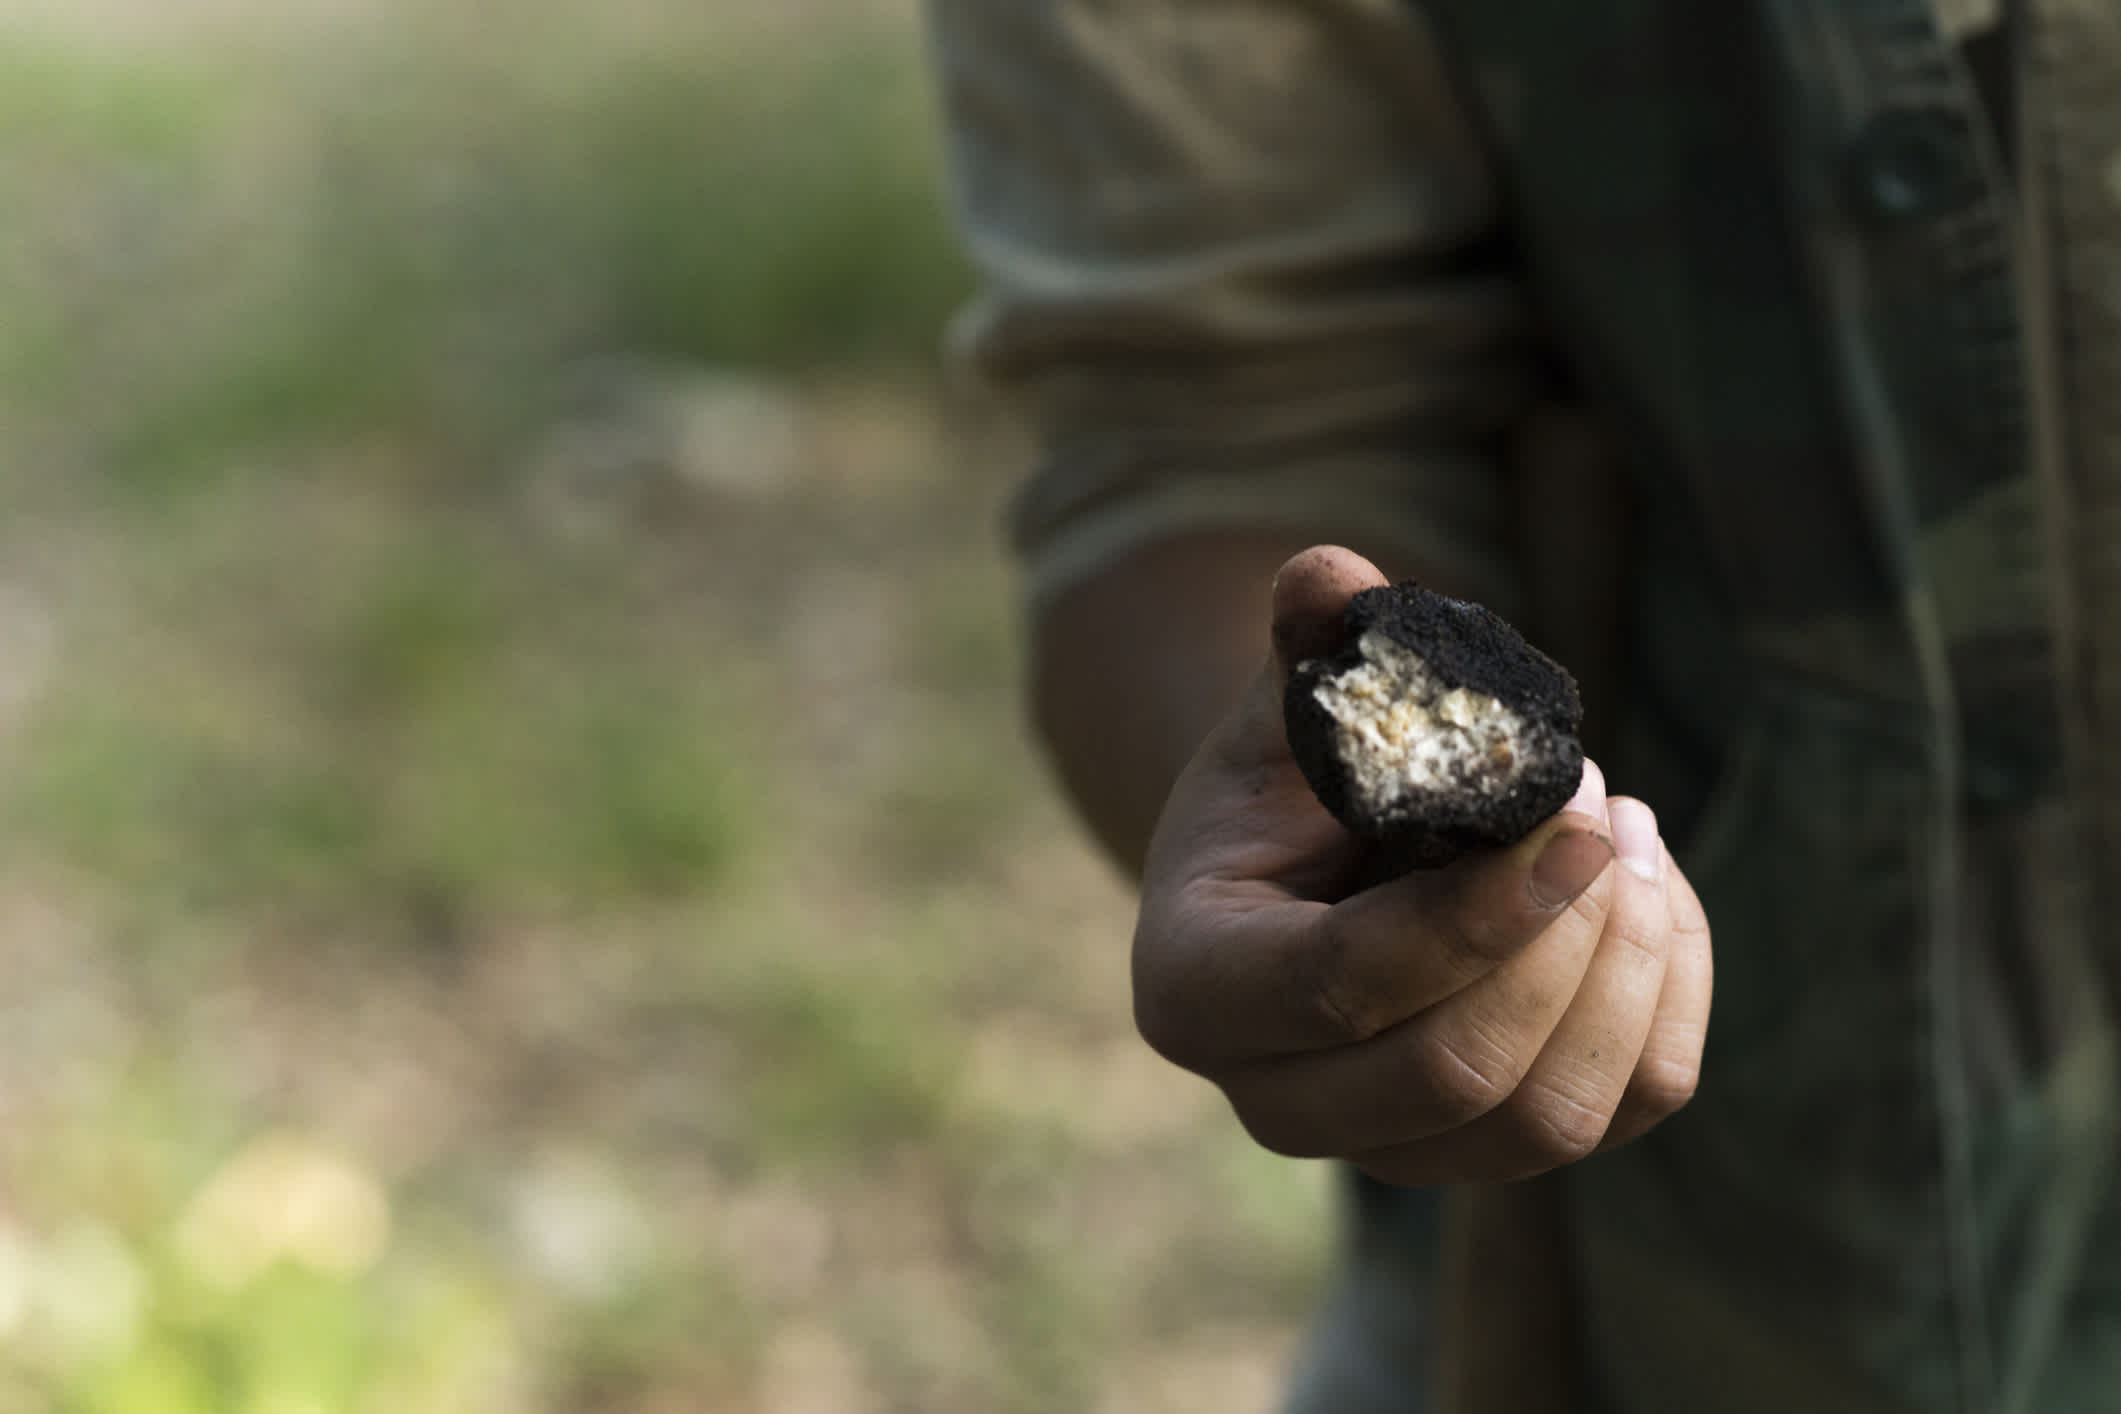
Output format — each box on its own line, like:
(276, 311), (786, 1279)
(1528, 828), (1615, 911)
(1563, 758), (1608, 823)
(1608, 798), (1662, 883)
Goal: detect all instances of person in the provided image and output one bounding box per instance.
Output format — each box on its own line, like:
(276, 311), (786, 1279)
(926, 1), (2121, 1410)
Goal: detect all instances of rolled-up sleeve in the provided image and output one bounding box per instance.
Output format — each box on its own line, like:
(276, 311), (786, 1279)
(927, 0), (1540, 617)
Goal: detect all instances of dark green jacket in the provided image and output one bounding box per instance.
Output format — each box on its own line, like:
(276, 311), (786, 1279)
(1420, 2), (2121, 1409)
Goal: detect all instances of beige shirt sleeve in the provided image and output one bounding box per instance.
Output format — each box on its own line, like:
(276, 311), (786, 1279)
(927, 0), (1541, 618)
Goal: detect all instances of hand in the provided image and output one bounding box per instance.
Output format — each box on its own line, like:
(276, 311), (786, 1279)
(1131, 547), (1713, 1183)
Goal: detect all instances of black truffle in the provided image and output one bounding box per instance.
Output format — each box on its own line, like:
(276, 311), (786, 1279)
(1284, 582), (1583, 868)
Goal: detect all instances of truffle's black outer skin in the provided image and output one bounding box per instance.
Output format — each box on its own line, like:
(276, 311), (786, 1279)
(1284, 582), (1585, 870)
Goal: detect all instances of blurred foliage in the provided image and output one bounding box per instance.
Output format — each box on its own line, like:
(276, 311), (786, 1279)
(0, 1), (964, 925)
(0, 3), (971, 502)
(0, 4), (1327, 1412)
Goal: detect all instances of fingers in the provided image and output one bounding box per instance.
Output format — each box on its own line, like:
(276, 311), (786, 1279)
(1210, 848), (1617, 1159)
(1345, 798), (1674, 1181)
(1136, 542), (1615, 1074)
(1499, 798), (1673, 1155)
(1603, 838), (1712, 1147)
(1290, 789), (1615, 1040)
(1212, 797), (1709, 1180)
(1130, 541), (1714, 1182)
(1137, 764), (1613, 1071)
(1136, 547), (1386, 894)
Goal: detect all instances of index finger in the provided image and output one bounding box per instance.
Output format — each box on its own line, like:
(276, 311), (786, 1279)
(1136, 764), (1614, 1070)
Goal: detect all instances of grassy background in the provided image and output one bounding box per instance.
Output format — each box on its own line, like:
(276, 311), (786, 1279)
(0, 2), (1332, 1410)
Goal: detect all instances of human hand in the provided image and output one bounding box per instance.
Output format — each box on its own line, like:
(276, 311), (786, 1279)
(1131, 547), (1712, 1183)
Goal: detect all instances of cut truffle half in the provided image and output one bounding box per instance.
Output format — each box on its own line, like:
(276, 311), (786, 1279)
(1285, 582), (1584, 868)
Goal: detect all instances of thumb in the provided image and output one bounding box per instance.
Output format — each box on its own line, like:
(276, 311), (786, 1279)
(1271, 545), (1392, 679)
(1152, 547), (1390, 898)
(1199, 544), (1391, 777)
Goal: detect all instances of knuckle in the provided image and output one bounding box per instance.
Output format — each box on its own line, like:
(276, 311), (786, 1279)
(1130, 903), (1215, 1066)
(1627, 1053), (1703, 1118)
(1301, 912), (1392, 1042)
(1131, 978), (1203, 1068)
(1130, 966), (1194, 1067)
(1428, 871), (1517, 961)
(1601, 901), (1668, 970)
(1231, 1098), (1335, 1161)
(1506, 1088), (1611, 1168)
(1427, 907), (1522, 988)
(1412, 1026), (1515, 1127)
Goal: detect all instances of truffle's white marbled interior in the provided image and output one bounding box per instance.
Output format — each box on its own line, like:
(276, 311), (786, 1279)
(1310, 630), (1530, 816)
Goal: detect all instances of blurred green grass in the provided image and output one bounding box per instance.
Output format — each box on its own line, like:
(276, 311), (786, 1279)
(0, 3), (971, 498)
(0, 0), (964, 920)
(0, 5), (1330, 1412)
